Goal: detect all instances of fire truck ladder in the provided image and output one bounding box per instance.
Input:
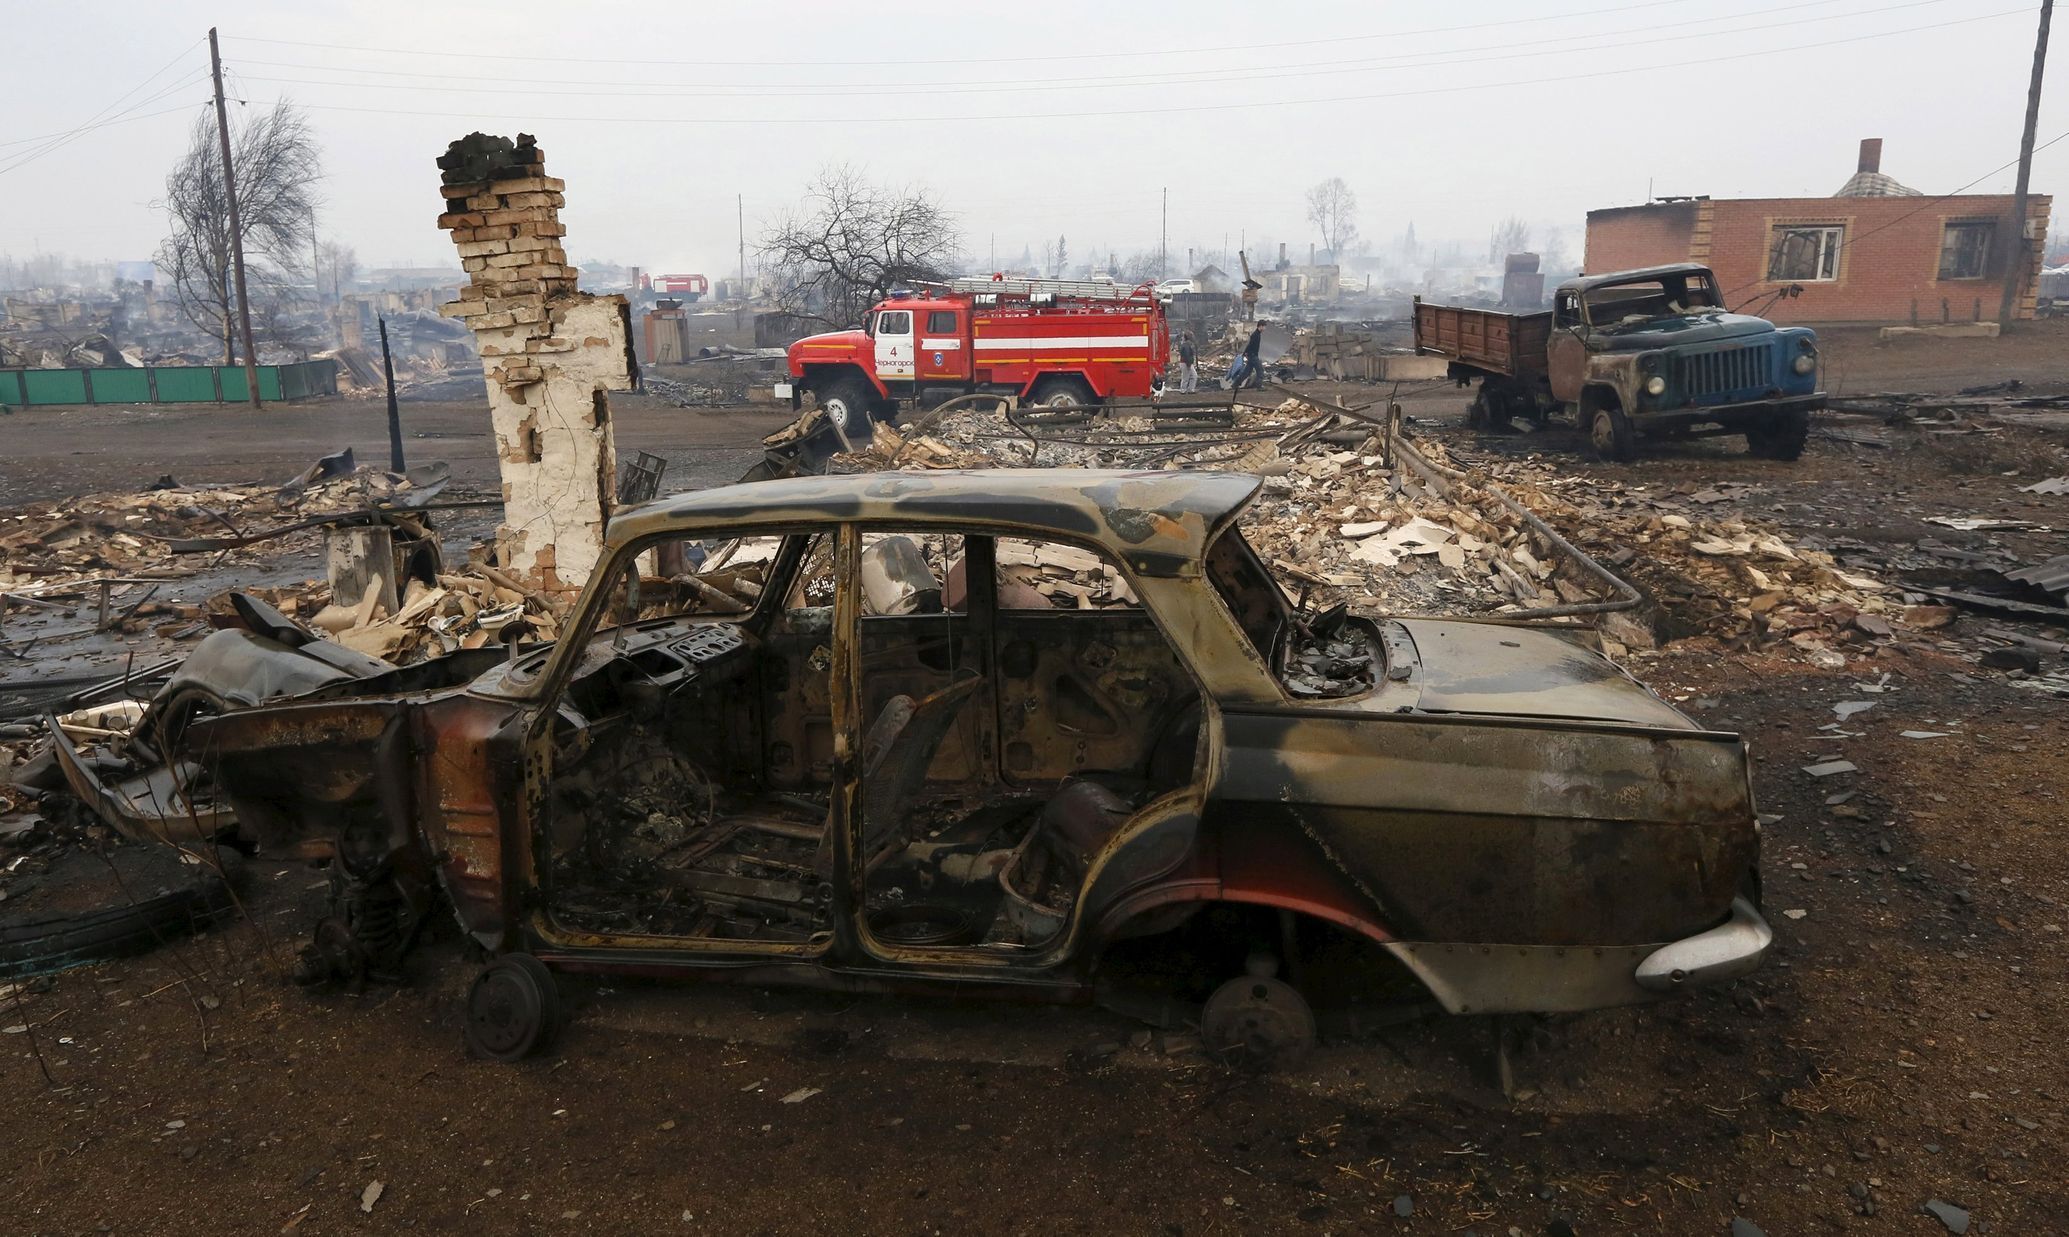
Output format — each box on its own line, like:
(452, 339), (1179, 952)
(945, 276), (1155, 302)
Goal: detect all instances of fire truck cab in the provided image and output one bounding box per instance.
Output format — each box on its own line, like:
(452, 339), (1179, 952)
(781, 277), (1171, 434)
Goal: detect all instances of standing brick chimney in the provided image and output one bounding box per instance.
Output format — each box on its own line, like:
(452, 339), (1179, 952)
(435, 132), (634, 596)
(1858, 138), (1883, 174)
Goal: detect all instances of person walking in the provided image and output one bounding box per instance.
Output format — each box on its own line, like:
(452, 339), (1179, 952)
(1177, 331), (1198, 394)
(1239, 322), (1265, 390)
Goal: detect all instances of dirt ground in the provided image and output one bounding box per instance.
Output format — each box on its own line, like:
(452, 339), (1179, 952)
(6, 326), (2069, 1234)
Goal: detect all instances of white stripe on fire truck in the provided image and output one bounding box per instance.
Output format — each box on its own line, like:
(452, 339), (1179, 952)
(919, 338), (963, 349)
(970, 336), (1152, 350)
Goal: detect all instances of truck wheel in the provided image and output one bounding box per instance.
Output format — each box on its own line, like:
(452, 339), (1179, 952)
(1588, 403), (1637, 463)
(1026, 376), (1097, 412)
(1745, 409), (1810, 461)
(1471, 380), (1514, 431)
(815, 378), (873, 440)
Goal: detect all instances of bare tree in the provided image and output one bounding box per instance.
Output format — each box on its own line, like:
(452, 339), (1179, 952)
(1042, 234), (1069, 278)
(1305, 178), (1359, 263)
(1488, 216), (1532, 265)
(317, 240), (357, 302)
(758, 165), (960, 327)
(155, 104), (322, 363)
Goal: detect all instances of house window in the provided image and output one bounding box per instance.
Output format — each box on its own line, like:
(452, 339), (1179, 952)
(1768, 225), (1844, 282)
(1938, 221), (1994, 280)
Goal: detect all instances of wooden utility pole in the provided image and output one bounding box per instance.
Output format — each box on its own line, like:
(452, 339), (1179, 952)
(208, 27), (262, 408)
(1999, 0), (2052, 331)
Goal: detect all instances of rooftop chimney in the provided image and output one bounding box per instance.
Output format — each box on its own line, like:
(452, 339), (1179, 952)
(1858, 138), (1883, 174)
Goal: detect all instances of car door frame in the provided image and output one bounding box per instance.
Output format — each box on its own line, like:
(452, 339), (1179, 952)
(511, 523), (862, 966)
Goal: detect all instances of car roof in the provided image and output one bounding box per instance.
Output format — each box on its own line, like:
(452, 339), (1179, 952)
(608, 468), (1264, 577)
(1559, 263), (1713, 294)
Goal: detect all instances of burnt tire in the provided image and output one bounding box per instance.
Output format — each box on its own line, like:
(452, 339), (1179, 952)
(1745, 409), (1811, 461)
(1588, 402), (1637, 463)
(464, 953), (564, 1062)
(0, 845), (242, 979)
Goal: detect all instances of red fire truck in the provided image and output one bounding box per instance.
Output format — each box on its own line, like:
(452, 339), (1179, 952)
(780, 277), (1171, 432)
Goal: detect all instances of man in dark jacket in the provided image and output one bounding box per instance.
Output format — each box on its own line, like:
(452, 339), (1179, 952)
(1239, 322), (1265, 389)
(1176, 331), (1198, 393)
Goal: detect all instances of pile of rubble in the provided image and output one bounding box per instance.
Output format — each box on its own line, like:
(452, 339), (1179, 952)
(832, 395), (1931, 662)
(836, 399), (1607, 619)
(0, 452), (501, 661)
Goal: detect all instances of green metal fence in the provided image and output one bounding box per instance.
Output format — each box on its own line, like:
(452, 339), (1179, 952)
(0, 360), (337, 407)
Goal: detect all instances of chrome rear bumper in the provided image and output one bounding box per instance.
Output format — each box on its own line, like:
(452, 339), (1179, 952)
(1634, 896), (1772, 992)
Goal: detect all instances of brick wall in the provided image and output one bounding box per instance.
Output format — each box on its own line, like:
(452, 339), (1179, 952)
(1585, 194), (2054, 325)
(1585, 201), (1701, 274)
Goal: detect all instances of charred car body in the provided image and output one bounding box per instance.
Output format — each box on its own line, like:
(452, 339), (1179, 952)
(72, 470), (1771, 1060)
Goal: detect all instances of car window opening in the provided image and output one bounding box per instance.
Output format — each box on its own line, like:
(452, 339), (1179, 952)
(538, 527), (1203, 954)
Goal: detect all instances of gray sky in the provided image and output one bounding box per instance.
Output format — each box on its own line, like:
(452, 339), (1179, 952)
(1, 0), (2060, 279)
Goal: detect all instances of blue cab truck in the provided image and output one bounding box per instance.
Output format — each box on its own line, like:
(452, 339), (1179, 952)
(1413, 263), (1825, 461)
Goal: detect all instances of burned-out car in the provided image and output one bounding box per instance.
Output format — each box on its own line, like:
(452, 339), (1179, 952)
(74, 470), (1770, 1061)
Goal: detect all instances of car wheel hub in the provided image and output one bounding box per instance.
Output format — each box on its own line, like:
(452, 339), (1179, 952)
(1201, 975), (1316, 1069)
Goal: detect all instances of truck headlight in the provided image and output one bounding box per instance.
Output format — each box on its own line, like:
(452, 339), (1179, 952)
(1792, 354), (1816, 375)
(1645, 376), (1667, 396)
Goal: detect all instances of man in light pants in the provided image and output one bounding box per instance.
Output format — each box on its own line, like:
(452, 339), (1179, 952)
(1176, 331), (1198, 394)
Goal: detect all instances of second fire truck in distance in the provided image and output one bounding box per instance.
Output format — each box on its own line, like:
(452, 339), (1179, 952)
(780, 276), (1172, 433)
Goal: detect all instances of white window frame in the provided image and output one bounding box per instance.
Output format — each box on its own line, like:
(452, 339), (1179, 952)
(1768, 224), (1844, 283)
(1937, 220), (1994, 281)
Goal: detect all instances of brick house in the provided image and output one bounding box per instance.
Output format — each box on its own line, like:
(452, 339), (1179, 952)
(1585, 140), (2053, 325)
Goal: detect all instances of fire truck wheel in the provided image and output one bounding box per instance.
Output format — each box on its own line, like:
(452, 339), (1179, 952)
(815, 379), (873, 438)
(1027, 376), (1097, 411)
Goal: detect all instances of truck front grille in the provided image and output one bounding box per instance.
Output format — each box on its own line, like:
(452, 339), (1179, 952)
(1673, 343), (1773, 403)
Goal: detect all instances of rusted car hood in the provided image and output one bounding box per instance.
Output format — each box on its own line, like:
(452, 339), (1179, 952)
(1590, 311), (1774, 349)
(1394, 619), (1694, 729)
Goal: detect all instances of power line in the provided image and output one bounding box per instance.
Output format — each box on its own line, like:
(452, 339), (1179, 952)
(222, 0), (1715, 68)
(270, 10), (2026, 130)
(0, 72), (208, 178)
(0, 40), (202, 174)
(224, 0), (1955, 104)
(0, 96), (205, 152)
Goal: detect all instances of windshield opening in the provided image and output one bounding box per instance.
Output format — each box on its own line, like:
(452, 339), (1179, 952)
(1583, 271), (1720, 327)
